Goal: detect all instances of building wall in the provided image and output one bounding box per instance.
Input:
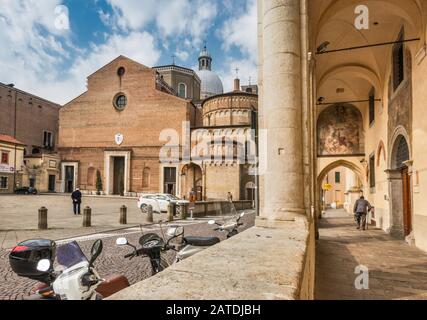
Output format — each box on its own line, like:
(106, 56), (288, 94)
(0, 141), (24, 193)
(58, 56), (194, 195)
(205, 165), (240, 200)
(202, 94), (258, 127)
(0, 83), (60, 154)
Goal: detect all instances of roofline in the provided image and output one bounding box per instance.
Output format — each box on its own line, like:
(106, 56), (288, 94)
(154, 65), (201, 83)
(86, 55), (151, 79)
(0, 82), (62, 108)
(201, 91), (258, 107)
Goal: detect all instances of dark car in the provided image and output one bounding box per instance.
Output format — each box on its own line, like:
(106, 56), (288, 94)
(15, 187), (38, 195)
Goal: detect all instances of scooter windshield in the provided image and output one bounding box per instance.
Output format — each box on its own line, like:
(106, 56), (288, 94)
(56, 241), (88, 268)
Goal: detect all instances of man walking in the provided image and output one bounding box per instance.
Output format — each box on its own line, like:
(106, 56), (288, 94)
(354, 196), (372, 230)
(71, 188), (82, 215)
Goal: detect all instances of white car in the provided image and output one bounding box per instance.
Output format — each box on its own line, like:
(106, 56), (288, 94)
(137, 194), (189, 214)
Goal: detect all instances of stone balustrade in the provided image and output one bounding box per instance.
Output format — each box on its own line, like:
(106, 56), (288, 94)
(108, 217), (315, 300)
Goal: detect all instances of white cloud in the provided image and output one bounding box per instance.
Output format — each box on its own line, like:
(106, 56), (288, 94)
(105, 0), (218, 46)
(218, 58), (258, 93)
(219, 0), (258, 63)
(0, 1), (161, 105)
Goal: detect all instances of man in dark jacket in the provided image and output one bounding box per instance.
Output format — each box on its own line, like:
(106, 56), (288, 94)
(71, 188), (82, 215)
(354, 196), (372, 230)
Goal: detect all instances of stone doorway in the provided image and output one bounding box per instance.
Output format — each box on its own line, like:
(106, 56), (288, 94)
(113, 157), (125, 196)
(387, 134), (412, 238)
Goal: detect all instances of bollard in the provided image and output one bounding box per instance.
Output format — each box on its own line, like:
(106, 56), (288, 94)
(120, 205), (127, 225)
(83, 206), (92, 228)
(167, 203), (174, 222)
(38, 207), (48, 230)
(179, 204), (187, 220)
(146, 205), (154, 223)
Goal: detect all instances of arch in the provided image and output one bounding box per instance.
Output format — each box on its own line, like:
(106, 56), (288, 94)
(317, 64), (383, 95)
(376, 140), (387, 167)
(390, 135), (411, 170)
(178, 83), (187, 99)
(318, 159), (365, 187)
(315, 0), (423, 39)
(388, 126), (412, 169)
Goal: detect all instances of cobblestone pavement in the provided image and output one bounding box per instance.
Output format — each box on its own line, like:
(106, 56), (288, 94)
(316, 209), (427, 300)
(0, 211), (255, 300)
(0, 195), (171, 249)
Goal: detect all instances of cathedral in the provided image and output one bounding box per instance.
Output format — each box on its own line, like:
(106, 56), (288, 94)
(57, 46), (258, 201)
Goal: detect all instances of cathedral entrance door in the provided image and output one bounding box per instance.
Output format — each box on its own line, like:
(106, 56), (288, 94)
(113, 157), (125, 196)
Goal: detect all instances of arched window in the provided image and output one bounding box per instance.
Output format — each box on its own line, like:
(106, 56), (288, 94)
(143, 168), (151, 188)
(178, 83), (187, 98)
(87, 167), (95, 187)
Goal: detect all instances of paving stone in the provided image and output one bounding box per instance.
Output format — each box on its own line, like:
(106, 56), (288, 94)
(316, 209), (427, 300)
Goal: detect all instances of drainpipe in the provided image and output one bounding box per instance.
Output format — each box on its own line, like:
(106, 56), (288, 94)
(13, 89), (18, 190)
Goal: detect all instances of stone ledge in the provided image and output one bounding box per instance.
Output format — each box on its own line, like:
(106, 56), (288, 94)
(108, 220), (312, 300)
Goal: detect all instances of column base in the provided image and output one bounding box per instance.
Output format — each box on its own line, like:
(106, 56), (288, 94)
(256, 214), (308, 229)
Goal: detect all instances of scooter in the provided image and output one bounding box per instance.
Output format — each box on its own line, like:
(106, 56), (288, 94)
(9, 239), (130, 300)
(117, 211), (246, 270)
(175, 211), (246, 262)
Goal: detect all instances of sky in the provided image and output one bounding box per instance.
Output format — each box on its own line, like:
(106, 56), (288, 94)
(0, 0), (257, 105)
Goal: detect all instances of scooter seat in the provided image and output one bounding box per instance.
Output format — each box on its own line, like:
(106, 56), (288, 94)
(184, 236), (220, 247)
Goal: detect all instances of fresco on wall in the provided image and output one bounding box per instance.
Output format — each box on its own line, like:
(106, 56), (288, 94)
(317, 104), (364, 156)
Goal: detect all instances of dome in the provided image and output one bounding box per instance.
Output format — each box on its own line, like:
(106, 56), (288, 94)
(197, 69), (224, 98)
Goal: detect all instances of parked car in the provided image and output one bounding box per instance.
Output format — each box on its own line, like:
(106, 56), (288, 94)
(15, 187), (38, 195)
(137, 194), (189, 214)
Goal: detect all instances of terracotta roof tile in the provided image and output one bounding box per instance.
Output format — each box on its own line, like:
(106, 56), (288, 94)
(0, 134), (26, 146)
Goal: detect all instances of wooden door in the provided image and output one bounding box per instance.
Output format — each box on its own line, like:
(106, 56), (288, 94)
(402, 167), (412, 236)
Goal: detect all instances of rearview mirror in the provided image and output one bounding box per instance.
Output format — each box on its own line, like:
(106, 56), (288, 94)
(116, 237), (128, 246)
(36, 259), (51, 272)
(89, 240), (103, 267)
(208, 220), (216, 225)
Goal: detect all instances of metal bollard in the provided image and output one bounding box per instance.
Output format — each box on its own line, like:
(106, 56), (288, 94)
(146, 205), (154, 223)
(179, 204), (187, 220)
(120, 205), (127, 225)
(38, 207), (48, 230)
(167, 203), (174, 222)
(83, 206), (92, 228)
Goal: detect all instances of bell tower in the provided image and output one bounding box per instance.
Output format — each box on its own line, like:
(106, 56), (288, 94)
(198, 44), (212, 71)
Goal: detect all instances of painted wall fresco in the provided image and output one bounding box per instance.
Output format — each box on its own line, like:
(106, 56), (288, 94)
(317, 104), (365, 156)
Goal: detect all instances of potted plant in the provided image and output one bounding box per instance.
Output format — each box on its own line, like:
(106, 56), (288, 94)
(96, 170), (103, 196)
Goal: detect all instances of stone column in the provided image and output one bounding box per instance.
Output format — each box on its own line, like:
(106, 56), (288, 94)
(385, 169), (405, 238)
(258, 0), (305, 224)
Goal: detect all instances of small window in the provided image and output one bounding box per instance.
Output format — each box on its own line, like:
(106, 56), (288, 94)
(392, 29), (405, 91)
(370, 155), (376, 188)
(114, 94), (127, 111)
(369, 88), (375, 125)
(0, 177), (8, 189)
(1, 152), (9, 165)
(335, 172), (341, 184)
(178, 83), (187, 98)
(43, 131), (54, 149)
(117, 67), (125, 77)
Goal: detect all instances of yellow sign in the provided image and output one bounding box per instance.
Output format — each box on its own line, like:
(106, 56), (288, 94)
(323, 183), (332, 191)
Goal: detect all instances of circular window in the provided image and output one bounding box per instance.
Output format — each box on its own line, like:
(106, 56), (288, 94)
(114, 94), (127, 111)
(117, 67), (125, 77)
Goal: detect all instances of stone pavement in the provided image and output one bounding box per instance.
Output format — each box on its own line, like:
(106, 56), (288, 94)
(0, 212), (255, 300)
(0, 194), (167, 249)
(316, 209), (427, 300)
